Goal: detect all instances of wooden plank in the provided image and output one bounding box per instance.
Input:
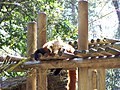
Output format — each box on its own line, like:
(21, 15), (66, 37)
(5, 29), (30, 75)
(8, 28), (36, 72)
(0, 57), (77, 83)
(76, 58), (120, 69)
(37, 69), (47, 90)
(22, 57), (120, 69)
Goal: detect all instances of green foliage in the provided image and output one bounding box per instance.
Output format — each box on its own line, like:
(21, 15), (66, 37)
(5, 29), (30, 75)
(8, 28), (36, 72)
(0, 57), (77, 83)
(0, 58), (29, 78)
(0, 0), (78, 56)
(2, 72), (26, 78)
(50, 19), (78, 41)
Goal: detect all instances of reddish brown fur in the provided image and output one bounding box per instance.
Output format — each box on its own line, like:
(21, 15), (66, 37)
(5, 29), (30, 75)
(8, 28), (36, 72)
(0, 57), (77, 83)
(68, 70), (76, 90)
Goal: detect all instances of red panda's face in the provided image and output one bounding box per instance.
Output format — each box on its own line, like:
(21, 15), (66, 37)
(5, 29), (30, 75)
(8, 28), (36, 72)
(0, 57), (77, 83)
(52, 40), (63, 54)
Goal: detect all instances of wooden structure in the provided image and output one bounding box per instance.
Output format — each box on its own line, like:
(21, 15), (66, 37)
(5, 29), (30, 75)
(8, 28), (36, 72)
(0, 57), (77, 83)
(0, 1), (120, 90)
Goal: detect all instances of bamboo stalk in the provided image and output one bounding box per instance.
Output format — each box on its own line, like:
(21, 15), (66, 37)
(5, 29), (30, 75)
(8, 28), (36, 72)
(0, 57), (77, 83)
(112, 44), (120, 50)
(105, 47), (120, 56)
(0, 56), (6, 61)
(74, 50), (90, 59)
(105, 38), (120, 44)
(89, 48), (104, 59)
(97, 47), (113, 57)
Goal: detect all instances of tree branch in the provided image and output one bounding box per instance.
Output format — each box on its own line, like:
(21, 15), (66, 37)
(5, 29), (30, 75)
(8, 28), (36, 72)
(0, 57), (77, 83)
(112, 0), (120, 24)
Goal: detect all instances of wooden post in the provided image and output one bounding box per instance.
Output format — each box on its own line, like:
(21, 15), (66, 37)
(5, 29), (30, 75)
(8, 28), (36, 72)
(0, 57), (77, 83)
(37, 12), (47, 49)
(37, 12), (48, 90)
(78, 1), (88, 50)
(26, 21), (37, 90)
(27, 22), (37, 56)
(78, 1), (89, 90)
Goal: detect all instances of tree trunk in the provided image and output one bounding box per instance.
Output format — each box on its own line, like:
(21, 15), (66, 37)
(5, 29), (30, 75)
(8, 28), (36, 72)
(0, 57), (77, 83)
(112, 0), (120, 39)
(112, 0), (120, 24)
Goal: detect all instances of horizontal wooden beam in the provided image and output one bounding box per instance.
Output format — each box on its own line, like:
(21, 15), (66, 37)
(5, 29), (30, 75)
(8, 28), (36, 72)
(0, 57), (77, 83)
(22, 57), (120, 69)
(1, 56), (120, 72)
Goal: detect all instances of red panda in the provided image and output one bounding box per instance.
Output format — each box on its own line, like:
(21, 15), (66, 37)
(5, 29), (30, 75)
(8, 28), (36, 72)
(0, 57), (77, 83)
(34, 39), (76, 90)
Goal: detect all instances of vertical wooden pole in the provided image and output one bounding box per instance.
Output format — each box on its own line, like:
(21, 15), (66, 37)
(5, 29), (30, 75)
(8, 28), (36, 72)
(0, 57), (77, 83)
(27, 21), (37, 56)
(78, 1), (88, 50)
(26, 21), (37, 90)
(37, 12), (47, 49)
(37, 12), (48, 90)
(78, 1), (88, 90)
